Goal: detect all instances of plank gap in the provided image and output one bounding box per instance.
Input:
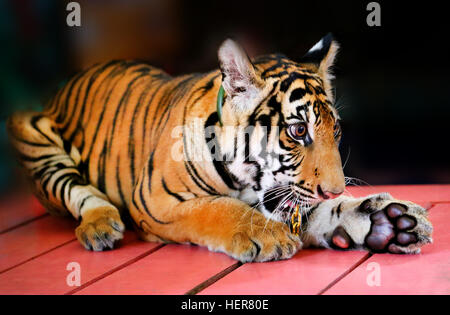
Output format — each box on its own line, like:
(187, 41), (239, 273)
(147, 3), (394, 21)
(185, 262), (243, 295)
(0, 238), (77, 274)
(317, 252), (372, 295)
(65, 244), (166, 295)
(0, 213), (49, 235)
(430, 201), (450, 206)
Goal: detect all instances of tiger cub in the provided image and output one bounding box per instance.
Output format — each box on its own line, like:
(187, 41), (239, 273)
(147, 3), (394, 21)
(7, 34), (432, 262)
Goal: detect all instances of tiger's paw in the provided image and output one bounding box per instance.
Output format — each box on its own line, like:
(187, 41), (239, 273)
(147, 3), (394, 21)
(355, 195), (433, 254)
(75, 207), (125, 251)
(226, 213), (302, 262)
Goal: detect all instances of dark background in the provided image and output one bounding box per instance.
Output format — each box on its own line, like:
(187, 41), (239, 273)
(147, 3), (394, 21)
(1, 0), (449, 194)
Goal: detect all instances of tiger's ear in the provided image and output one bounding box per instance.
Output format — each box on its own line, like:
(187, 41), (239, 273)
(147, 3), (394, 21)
(218, 39), (264, 111)
(300, 33), (339, 101)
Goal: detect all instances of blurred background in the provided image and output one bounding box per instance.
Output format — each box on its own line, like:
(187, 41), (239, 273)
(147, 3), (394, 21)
(1, 0), (449, 195)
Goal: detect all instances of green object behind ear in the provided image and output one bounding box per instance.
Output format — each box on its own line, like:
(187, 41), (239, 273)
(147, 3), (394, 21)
(216, 85), (225, 126)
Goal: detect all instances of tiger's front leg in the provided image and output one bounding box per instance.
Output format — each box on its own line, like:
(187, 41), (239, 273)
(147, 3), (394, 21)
(303, 193), (433, 254)
(132, 196), (302, 262)
(7, 112), (125, 252)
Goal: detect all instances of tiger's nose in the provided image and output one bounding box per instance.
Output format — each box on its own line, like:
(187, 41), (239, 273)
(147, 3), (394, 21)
(317, 185), (344, 200)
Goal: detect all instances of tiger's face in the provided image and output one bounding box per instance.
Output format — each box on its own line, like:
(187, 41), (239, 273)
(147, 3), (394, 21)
(218, 34), (345, 222)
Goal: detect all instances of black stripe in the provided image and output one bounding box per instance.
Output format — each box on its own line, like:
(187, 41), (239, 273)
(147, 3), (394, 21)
(138, 175), (170, 225)
(289, 88), (307, 102)
(161, 178), (185, 202)
(30, 115), (56, 145)
(183, 160), (218, 195)
(128, 80), (153, 187)
(134, 152), (171, 225)
(181, 104), (219, 195)
(204, 112), (240, 190)
(116, 155), (127, 208)
(10, 135), (51, 147)
(141, 80), (167, 158)
(79, 195), (95, 211)
(84, 63), (134, 186)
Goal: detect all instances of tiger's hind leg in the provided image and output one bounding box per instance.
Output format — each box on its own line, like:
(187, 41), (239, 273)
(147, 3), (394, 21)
(7, 112), (125, 251)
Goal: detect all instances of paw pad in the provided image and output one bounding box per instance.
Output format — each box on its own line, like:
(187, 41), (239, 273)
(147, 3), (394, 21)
(365, 203), (420, 253)
(331, 226), (352, 249)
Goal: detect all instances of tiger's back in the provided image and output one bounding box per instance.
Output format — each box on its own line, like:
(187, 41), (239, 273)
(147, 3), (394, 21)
(43, 60), (220, 211)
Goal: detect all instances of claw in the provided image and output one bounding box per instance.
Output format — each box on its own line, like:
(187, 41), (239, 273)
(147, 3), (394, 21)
(75, 207), (124, 251)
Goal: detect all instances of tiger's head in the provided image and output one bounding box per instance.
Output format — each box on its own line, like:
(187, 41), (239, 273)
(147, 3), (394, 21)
(217, 34), (345, 221)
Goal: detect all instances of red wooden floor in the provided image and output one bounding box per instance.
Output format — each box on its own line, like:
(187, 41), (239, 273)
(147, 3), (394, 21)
(0, 185), (449, 295)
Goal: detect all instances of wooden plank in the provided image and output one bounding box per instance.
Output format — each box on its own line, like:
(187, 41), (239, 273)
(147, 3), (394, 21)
(199, 250), (369, 295)
(1, 185), (446, 295)
(0, 194), (47, 234)
(75, 244), (237, 295)
(201, 187), (450, 295)
(0, 216), (77, 273)
(346, 184), (450, 206)
(324, 203), (450, 295)
(0, 231), (161, 295)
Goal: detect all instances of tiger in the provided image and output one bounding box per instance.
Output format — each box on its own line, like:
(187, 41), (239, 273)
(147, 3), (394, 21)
(7, 34), (432, 262)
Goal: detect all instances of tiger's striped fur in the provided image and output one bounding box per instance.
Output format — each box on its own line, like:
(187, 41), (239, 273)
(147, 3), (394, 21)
(7, 35), (432, 261)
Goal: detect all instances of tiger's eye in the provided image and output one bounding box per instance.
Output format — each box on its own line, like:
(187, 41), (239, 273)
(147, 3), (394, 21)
(288, 123), (307, 140)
